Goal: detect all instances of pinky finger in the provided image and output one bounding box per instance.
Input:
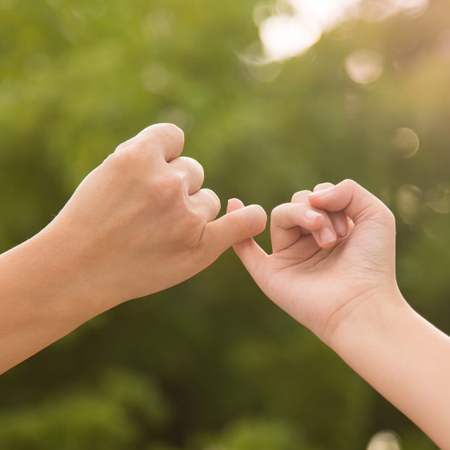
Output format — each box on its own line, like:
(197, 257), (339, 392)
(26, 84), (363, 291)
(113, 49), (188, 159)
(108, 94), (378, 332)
(329, 211), (350, 238)
(271, 203), (325, 253)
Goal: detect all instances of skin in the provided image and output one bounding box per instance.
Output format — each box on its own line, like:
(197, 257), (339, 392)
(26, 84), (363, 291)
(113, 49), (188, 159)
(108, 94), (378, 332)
(1, 127), (449, 446)
(0, 123), (267, 374)
(228, 179), (450, 449)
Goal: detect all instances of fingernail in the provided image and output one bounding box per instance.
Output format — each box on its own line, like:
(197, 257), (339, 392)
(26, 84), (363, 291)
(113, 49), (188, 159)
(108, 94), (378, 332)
(309, 187), (333, 198)
(305, 210), (322, 221)
(320, 227), (336, 244)
(334, 218), (347, 237)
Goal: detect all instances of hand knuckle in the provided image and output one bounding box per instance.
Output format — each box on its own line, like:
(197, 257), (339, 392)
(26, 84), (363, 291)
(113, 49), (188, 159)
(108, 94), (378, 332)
(109, 148), (135, 170)
(114, 142), (128, 153)
(162, 172), (184, 190)
(271, 204), (284, 220)
(115, 140), (155, 166)
(102, 152), (115, 165)
(271, 203), (290, 220)
(114, 135), (138, 153)
(185, 157), (204, 178)
(341, 179), (357, 189)
(193, 158), (204, 176)
(229, 211), (246, 230)
(157, 123), (185, 142)
(204, 189), (220, 210)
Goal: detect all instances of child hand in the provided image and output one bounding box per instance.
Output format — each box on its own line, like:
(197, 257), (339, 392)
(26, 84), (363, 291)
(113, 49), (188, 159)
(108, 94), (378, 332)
(228, 179), (399, 345)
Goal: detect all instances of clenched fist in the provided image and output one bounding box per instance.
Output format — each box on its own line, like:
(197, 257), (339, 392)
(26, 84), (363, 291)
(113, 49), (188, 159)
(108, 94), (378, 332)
(39, 123), (267, 313)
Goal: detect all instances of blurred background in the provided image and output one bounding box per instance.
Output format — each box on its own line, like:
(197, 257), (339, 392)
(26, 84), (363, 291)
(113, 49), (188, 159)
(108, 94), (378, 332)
(0, 0), (449, 448)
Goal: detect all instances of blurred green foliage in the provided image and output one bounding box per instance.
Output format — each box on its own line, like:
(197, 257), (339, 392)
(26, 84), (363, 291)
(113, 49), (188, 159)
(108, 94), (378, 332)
(0, 0), (449, 448)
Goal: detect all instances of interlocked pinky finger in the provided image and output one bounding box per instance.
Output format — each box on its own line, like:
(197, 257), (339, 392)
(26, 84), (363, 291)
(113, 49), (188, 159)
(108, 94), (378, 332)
(313, 183), (349, 238)
(270, 203), (325, 253)
(291, 189), (338, 250)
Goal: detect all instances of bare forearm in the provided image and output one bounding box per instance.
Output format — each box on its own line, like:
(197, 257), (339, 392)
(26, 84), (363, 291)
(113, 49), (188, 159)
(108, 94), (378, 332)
(330, 293), (450, 449)
(0, 230), (103, 374)
(0, 124), (265, 375)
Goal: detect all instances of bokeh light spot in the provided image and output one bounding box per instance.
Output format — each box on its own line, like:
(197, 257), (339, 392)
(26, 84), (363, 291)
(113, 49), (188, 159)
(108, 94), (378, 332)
(396, 185), (422, 224)
(257, 0), (429, 61)
(393, 127), (419, 158)
(361, 0), (398, 22)
(259, 14), (322, 61)
(426, 184), (450, 214)
(345, 49), (384, 84)
(366, 431), (402, 450)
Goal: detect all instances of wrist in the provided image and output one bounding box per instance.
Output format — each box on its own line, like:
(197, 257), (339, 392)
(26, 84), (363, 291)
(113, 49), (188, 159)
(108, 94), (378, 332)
(27, 226), (115, 325)
(0, 228), (111, 372)
(324, 286), (412, 359)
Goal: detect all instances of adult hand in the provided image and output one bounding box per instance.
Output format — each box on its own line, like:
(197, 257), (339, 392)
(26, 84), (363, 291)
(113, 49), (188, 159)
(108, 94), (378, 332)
(41, 123), (267, 312)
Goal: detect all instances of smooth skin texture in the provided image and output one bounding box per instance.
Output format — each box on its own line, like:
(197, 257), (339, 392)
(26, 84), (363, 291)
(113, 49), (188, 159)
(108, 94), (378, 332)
(0, 123), (267, 374)
(228, 179), (450, 449)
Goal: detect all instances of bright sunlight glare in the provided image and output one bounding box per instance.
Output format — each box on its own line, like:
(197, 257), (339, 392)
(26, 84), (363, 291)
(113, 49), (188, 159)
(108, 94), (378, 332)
(259, 0), (429, 61)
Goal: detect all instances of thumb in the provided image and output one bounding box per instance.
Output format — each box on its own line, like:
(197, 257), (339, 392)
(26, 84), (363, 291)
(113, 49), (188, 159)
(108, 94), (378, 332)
(204, 198), (268, 275)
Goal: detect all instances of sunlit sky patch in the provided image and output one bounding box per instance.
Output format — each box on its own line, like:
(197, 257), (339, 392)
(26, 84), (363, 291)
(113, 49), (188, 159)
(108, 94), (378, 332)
(258, 0), (429, 62)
